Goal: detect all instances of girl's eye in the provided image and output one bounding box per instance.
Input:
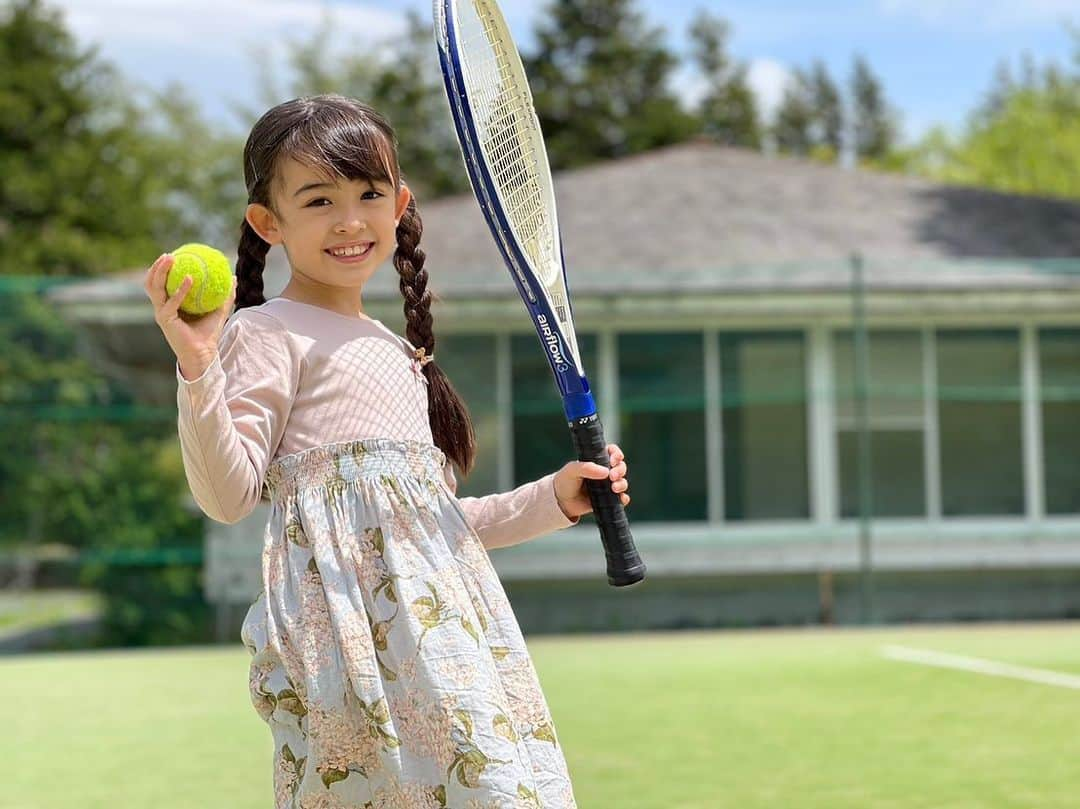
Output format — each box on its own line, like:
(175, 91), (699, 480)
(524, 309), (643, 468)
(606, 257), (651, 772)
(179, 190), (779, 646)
(305, 197), (331, 208)
(362, 190), (382, 200)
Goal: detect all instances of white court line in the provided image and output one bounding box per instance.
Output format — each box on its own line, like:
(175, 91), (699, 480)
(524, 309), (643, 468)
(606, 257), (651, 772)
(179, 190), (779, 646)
(881, 645), (1080, 691)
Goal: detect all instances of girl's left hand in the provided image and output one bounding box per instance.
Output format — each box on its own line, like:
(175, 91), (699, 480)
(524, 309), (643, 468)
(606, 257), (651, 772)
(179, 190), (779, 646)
(553, 443), (630, 521)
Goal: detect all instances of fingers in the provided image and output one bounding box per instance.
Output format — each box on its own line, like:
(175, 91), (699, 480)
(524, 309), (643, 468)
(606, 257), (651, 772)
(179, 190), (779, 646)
(164, 275), (194, 317)
(145, 252), (194, 318)
(604, 445), (630, 505)
(603, 443), (627, 483)
(143, 253), (172, 308)
(583, 462), (611, 479)
(580, 459), (630, 493)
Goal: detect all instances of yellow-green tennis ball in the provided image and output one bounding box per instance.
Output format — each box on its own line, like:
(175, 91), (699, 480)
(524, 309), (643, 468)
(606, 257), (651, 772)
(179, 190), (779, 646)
(166, 243), (233, 315)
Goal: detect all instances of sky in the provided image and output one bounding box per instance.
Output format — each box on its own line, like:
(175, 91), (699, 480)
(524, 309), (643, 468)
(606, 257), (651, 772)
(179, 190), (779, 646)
(54, 0), (1077, 144)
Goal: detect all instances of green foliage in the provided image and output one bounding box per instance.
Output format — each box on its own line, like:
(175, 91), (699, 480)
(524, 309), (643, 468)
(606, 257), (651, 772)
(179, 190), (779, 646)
(239, 10), (468, 200)
(0, 288), (114, 549)
(0, 0), (217, 647)
(139, 85), (246, 251)
(810, 60), (843, 154)
(773, 68), (815, 155)
(2, 0), (149, 275)
(0, 0), (245, 276)
(689, 11), (761, 149)
(0, 286), (206, 645)
(851, 54), (898, 161)
(914, 90), (1080, 198)
(524, 0), (698, 169)
(906, 39), (1080, 199)
(774, 55), (898, 164)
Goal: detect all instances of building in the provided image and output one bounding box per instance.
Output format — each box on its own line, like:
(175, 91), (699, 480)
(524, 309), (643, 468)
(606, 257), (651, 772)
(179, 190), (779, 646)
(50, 142), (1080, 630)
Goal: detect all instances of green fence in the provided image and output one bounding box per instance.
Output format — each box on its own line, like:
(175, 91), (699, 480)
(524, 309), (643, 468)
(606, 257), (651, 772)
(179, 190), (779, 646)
(6, 257), (1080, 646)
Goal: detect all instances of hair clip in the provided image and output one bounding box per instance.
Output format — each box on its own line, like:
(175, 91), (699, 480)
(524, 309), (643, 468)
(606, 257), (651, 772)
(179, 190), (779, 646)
(414, 347), (435, 367)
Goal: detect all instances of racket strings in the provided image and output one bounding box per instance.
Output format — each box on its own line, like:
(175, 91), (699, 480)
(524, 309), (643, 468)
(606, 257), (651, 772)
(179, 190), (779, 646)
(459, 2), (554, 271)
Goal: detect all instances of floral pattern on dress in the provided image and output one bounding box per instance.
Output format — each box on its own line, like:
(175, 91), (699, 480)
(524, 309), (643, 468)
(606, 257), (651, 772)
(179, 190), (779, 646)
(240, 438), (576, 808)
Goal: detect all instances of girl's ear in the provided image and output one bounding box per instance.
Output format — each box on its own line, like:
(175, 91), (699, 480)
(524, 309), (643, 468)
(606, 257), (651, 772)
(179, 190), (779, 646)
(246, 203), (283, 246)
(395, 185), (413, 225)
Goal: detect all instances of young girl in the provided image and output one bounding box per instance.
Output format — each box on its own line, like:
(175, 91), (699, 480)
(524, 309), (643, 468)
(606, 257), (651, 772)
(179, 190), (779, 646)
(144, 95), (630, 809)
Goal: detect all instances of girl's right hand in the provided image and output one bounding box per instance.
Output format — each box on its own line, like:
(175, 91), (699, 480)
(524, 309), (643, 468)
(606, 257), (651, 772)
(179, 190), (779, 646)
(144, 252), (237, 380)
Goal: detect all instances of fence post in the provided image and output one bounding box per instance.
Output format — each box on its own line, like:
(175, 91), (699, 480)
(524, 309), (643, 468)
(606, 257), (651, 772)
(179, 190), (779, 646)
(851, 251), (876, 624)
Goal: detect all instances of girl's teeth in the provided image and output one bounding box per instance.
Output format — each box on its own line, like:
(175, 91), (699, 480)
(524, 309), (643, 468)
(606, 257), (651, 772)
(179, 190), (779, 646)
(331, 244), (370, 257)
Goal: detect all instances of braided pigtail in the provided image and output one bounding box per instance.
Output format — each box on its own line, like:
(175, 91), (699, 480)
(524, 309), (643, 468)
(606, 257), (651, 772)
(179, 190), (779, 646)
(394, 196), (477, 475)
(234, 219), (270, 310)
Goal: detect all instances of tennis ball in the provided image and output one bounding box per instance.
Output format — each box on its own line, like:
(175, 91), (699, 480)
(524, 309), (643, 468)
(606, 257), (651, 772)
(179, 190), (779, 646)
(166, 243), (233, 315)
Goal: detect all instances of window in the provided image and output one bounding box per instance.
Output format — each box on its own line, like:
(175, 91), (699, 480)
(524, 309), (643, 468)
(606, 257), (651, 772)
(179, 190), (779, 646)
(1040, 328), (1080, 514)
(437, 335), (499, 497)
(512, 333), (598, 489)
(721, 333), (808, 521)
(937, 330), (1022, 516)
(618, 333), (707, 521)
(834, 331), (925, 517)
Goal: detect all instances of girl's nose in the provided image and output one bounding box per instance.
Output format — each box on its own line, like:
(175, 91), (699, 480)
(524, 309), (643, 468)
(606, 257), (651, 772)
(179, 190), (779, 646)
(335, 213), (368, 232)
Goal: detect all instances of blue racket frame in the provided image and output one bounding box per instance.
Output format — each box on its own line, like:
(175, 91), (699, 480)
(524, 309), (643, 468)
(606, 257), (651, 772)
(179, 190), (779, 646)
(435, 5), (597, 423)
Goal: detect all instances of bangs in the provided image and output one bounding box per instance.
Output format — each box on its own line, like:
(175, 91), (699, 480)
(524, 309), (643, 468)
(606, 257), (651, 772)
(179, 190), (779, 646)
(278, 105), (398, 190)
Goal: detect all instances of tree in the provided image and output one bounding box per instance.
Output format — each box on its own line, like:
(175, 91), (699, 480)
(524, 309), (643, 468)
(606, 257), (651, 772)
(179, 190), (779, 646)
(139, 86), (246, 252)
(0, 0), (224, 277)
(976, 59), (1017, 124)
(773, 68), (815, 155)
(688, 11), (760, 149)
(905, 28), (1080, 199)
(911, 72), (1080, 199)
(809, 60), (843, 157)
(240, 10), (468, 199)
(0, 0), (212, 648)
(851, 55), (898, 161)
(524, 0), (698, 169)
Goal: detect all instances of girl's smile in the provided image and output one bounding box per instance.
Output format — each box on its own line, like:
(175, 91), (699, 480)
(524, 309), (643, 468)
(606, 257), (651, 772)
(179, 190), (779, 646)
(325, 241), (375, 263)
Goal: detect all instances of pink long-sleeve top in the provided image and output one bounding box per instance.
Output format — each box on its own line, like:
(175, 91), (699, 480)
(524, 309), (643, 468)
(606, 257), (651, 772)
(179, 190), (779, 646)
(175, 296), (575, 549)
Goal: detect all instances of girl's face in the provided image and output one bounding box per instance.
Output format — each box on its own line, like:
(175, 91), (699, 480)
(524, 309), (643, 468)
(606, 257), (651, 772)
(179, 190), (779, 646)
(246, 156), (412, 300)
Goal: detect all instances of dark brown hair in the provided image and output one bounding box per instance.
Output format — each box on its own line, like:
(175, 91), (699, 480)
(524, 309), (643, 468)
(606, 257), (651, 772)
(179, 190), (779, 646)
(235, 94), (475, 475)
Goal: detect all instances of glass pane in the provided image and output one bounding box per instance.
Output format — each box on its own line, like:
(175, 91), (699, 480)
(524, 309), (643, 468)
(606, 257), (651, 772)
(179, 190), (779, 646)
(838, 430), (925, 517)
(834, 331), (923, 426)
(618, 333), (707, 521)
(1040, 329), (1080, 514)
(437, 335), (498, 497)
(721, 333), (808, 520)
(937, 330), (1022, 516)
(512, 333), (598, 489)
(834, 331), (926, 517)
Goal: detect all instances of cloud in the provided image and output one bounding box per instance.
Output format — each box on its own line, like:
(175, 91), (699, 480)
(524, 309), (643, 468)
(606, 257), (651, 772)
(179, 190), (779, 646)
(879, 0), (1077, 29)
(55, 0), (405, 55)
(671, 58), (791, 122)
(747, 59), (791, 124)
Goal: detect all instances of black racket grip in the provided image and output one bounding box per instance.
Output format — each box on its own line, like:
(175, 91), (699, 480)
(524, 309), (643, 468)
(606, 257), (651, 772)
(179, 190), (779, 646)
(568, 413), (646, 587)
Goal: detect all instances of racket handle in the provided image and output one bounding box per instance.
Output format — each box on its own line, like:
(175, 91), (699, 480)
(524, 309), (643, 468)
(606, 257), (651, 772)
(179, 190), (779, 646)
(568, 414), (647, 587)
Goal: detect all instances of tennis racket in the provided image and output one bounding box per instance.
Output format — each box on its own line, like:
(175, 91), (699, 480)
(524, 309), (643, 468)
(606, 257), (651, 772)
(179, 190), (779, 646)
(434, 0), (646, 587)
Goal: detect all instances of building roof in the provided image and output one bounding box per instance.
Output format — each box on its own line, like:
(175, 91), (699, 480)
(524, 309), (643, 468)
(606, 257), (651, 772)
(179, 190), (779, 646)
(51, 140), (1080, 311)
(393, 140), (1080, 299)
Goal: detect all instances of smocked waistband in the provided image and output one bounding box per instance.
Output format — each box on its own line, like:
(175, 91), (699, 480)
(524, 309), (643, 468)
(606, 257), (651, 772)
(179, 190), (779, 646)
(262, 438), (447, 501)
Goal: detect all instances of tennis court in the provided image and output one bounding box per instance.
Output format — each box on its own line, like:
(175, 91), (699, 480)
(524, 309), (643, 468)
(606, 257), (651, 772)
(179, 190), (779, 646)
(8, 622), (1080, 808)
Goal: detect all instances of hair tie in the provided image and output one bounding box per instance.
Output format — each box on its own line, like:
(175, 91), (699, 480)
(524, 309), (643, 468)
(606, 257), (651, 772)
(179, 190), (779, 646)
(414, 347), (435, 367)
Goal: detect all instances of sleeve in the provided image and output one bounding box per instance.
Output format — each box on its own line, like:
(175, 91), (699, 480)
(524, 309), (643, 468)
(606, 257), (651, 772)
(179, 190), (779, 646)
(442, 461), (578, 550)
(175, 311), (302, 524)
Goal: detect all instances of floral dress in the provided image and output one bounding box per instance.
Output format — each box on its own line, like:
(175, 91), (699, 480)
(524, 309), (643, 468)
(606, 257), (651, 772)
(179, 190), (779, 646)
(175, 298), (577, 808)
